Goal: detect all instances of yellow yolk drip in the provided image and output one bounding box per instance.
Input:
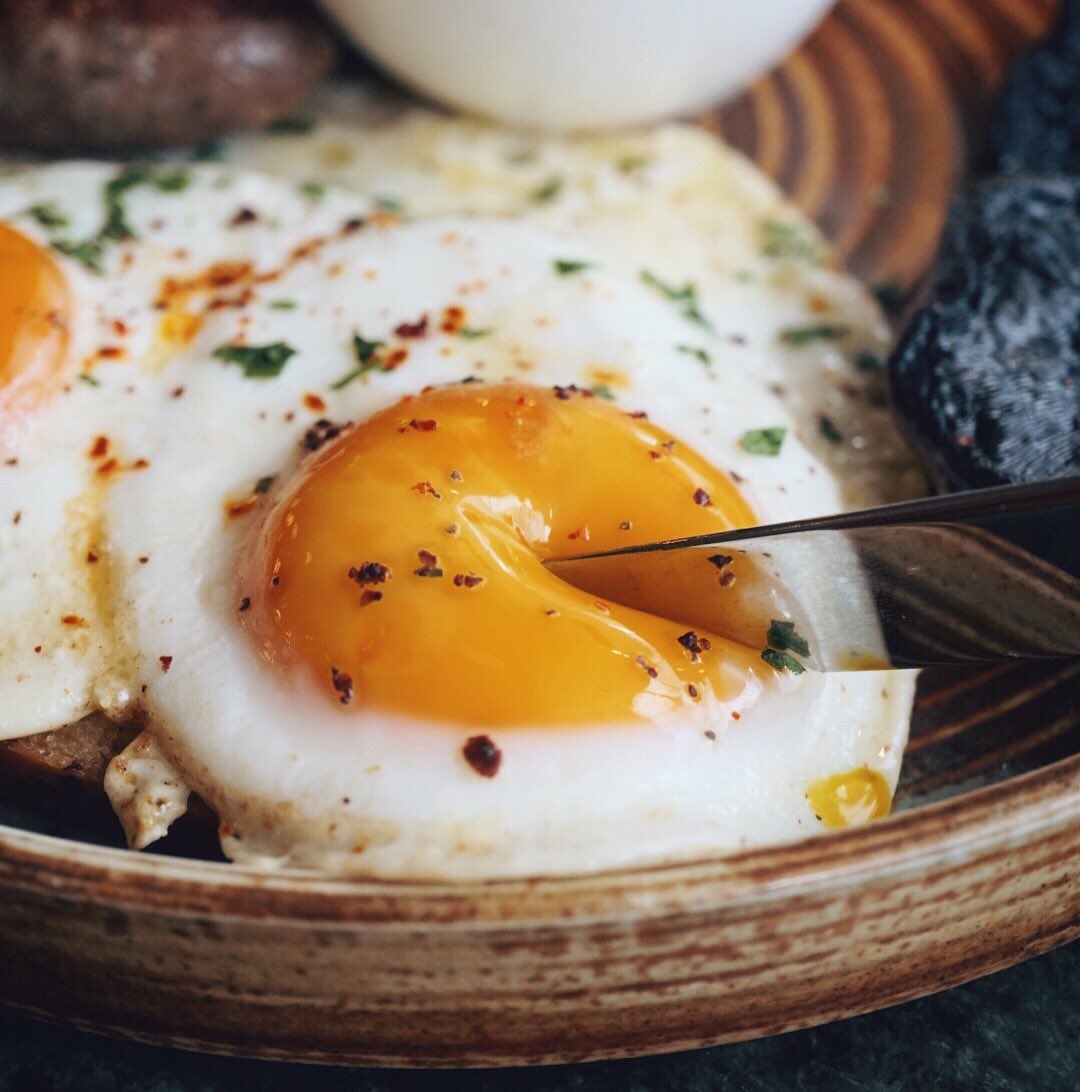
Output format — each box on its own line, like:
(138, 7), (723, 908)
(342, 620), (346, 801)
(244, 383), (763, 726)
(807, 768), (892, 829)
(0, 224), (70, 448)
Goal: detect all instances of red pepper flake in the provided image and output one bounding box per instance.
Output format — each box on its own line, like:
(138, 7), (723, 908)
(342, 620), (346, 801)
(414, 550), (442, 577)
(12, 510), (20, 525)
(61, 614), (85, 627)
(331, 666), (354, 705)
(625, 410), (648, 420)
(384, 347), (409, 370)
(553, 383), (593, 400)
(708, 553), (736, 586)
(449, 469), (463, 482)
(545, 608), (559, 617)
(159, 655), (173, 673)
(111, 319), (129, 336)
(636, 655), (658, 678)
(33, 645), (41, 653)
(693, 488), (711, 506)
(719, 569), (736, 587)
(394, 314), (429, 338)
(348, 562), (389, 585)
(704, 729), (716, 740)
(96, 457), (119, 477)
(132, 458), (149, 470)
(341, 216), (365, 234)
(441, 305), (466, 333)
(238, 596), (251, 612)
(594, 600), (610, 613)
(96, 345), (124, 360)
(138, 555), (149, 564)
(463, 734), (502, 778)
(226, 496), (257, 519)
(171, 386), (185, 399)
(445, 523), (459, 535)
(359, 590), (383, 606)
(731, 710), (741, 721)
(86, 550), (98, 564)
(230, 207), (258, 227)
(302, 419), (346, 452)
(413, 480), (442, 498)
(729, 470), (746, 484)
(88, 435), (109, 459)
(567, 526), (590, 541)
(677, 631), (712, 660)
(618, 520), (632, 531)
(688, 684), (700, 699)
(304, 392), (327, 413)
(453, 572), (484, 588)
(409, 418), (437, 432)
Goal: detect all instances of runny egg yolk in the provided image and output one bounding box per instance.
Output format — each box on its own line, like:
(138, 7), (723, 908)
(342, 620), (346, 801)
(0, 223), (71, 448)
(244, 383), (764, 726)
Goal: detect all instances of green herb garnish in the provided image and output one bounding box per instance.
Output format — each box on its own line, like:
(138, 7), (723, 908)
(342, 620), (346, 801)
(590, 384), (616, 400)
(77, 372), (101, 388)
(531, 176), (563, 203)
(51, 237), (106, 273)
(373, 195), (403, 213)
(854, 350), (882, 373)
(676, 344), (712, 366)
(873, 281), (904, 312)
(819, 416), (842, 444)
(779, 323), (852, 347)
(767, 619), (810, 658)
(213, 341), (296, 379)
(761, 648), (806, 675)
(640, 270), (713, 331)
(25, 203), (69, 230)
(299, 181), (326, 201)
(458, 327), (491, 340)
(616, 155), (650, 174)
(741, 427), (786, 456)
(758, 218), (822, 262)
(253, 476), (275, 495)
(270, 299), (298, 311)
(330, 334), (387, 389)
(415, 568), (444, 578)
(155, 170), (191, 193)
(190, 139), (223, 162)
(553, 259), (594, 276)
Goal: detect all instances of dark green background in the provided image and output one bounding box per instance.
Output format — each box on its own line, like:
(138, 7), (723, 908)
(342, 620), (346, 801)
(1, 944), (1074, 1091)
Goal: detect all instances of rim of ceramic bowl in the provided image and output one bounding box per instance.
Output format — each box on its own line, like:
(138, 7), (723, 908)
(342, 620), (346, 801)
(0, 750), (1074, 924)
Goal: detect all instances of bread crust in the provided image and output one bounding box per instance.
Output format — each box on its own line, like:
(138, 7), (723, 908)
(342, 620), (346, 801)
(0, 0), (337, 151)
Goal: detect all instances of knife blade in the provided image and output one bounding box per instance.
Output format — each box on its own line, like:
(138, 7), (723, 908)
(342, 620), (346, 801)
(545, 477), (1080, 671)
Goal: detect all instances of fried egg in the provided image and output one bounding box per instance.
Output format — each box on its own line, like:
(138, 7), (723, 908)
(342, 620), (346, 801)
(0, 143), (917, 877)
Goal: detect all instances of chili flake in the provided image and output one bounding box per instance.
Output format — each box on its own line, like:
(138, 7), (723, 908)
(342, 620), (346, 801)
(693, 488), (711, 506)
(463, 734), (502, 777)
(348, 562), (389, 585)
(394, 314), (429, 339)
(331, 666), (354, 705)
(677, 631), (711, 660)
(453, 573), (484, 588)
(159, 655), (173, 673)
(238, 597), (251, 612)
(413, 481), (442, 498)
(303, 419), (346, 452)
(636, 655), (658, 678)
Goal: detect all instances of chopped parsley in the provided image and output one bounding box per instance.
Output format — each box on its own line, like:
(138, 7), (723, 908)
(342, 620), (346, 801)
(270, 299), (298, 311)
(330, 334), (387, 389)
(741, 427), (786, 456)
(553, 258), (594, 276)
(155, 170), (191, 193)
(531, 176), (563, 203)
(590, 383), (616, 400)
(213, 341), (296, 379)
(373, 195), (403, 213)
(854, 349), (882, 373)
(779, 323), (851, 347)
(51, 237), (106, 273)
(616, 154), (651, 174)
(25, 203), (69, 230)
(640, 270), (713, 331)
(190, 138), (223, 162)
(299, 181), (326, 201)
(253, 475), (276, 495)
(758, 218), (822, 262)
(77, 372), (101, 388)
(819, 415), (843, 444)
(676, 344), (712, 366)
(761, 648), (806, 675)
(266, 116), (313, 134)
(458, 326), (491, 340)
(767, 619), (810, 658)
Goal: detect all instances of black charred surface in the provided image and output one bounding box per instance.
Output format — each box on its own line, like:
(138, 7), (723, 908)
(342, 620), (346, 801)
(889, 178), (1080, 490)
(988, 0), (1080, 175)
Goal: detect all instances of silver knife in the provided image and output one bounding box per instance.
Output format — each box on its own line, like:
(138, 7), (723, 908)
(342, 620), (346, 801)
(546, 477), (1080, 671)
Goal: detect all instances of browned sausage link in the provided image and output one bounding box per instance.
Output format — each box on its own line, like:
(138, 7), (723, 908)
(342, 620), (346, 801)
(0, 0), (337, 151)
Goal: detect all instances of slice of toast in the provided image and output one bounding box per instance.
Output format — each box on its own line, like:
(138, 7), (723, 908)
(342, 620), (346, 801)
(0, 715), (219, 855)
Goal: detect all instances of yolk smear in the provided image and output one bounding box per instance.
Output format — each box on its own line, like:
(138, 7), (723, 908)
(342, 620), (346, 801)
(0, 223), (71, 448)
(807, 768), (892, 829)
(244, 383), (764, 727)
